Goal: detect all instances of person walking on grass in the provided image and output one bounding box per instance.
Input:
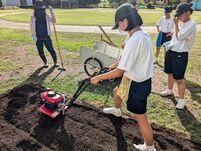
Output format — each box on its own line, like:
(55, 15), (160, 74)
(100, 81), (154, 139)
(91, 3), (156, 151)
(30, 0), (59, 68)
(154, 6), (174, 63)
(160, 3), (196, 109)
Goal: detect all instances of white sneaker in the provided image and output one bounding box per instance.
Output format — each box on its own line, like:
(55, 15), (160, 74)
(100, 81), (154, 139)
(103, 107), (121, 117)
(176, 99), (186, 109)
(43, 63), (48, 68)
(160, 89), (173, 97)
(54, 63), (59, 67)
(134, 143), (156, 151)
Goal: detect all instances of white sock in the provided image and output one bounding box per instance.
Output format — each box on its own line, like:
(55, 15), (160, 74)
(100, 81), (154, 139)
(146, 144), (155, 151)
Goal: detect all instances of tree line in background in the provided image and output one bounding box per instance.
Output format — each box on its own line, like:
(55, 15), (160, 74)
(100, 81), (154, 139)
(152, 0), (192, 5)
(105, 0), (193, 7)
(41, 0), (101, 7)
(40, 0), (185, 8)
(0, 0), (192, 8)
(101, 0), (193, 7)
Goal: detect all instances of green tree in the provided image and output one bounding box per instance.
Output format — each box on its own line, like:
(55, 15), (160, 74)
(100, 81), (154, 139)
(78, 0), (101, 6)
(108, 0), (129, 7)
(0, 0), (2, 7)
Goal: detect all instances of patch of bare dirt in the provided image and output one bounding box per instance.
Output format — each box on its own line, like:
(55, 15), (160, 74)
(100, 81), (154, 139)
(0, 84), (200, 151)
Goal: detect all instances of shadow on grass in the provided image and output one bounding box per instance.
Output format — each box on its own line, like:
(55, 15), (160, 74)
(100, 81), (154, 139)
(169, 96), (201, 141)
(186, 80), (201, 104)
(22, 66), (56, 85)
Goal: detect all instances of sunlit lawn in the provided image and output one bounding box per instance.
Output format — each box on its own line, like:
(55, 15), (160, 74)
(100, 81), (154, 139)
(1, 8), (201, 26)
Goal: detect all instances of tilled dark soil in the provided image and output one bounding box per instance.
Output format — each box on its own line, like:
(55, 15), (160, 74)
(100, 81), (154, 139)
(0, 84), (200, 151)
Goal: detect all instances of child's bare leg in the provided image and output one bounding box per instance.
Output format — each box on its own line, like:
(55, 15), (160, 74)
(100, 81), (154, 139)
(155, 46), (161, 58)
(113, 86), (122, 108)
(134, 113), (153, 146)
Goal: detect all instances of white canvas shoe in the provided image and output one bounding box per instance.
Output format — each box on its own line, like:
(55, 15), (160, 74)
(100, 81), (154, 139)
(160, 89), (173, 97)
(134, 143), (156, 151)
(103, 107), (121, 117)
(176, 99), (186, 109)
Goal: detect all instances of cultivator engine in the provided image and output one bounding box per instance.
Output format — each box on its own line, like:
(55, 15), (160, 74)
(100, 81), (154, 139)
(39, 90), (69, 118)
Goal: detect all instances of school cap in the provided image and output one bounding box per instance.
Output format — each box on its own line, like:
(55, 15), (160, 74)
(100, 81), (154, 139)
(34, 0), (46, 9)
(164, 6), (172, 13)
(112, 3), (138, 30)
(175, 2), (193, 17)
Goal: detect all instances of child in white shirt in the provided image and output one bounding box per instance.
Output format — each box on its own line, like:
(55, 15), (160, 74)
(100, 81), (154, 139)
(160, 3), (196, 109)
(91, 3), (155, 151)
(155, 6), (174, 63)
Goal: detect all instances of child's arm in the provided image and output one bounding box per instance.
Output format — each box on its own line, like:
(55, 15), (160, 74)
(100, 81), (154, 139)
(156, 17), (162, 33)
(30, 14), (37, 42)
(109, 61), (119, 70)
(170, 19), (175, 35)
(173, 17), (179, 40)
(30, 14), (36, 36)
(156, 25), (160, 33)
(176, 20), (196, 41)
(91, 69), (124, 84)
(47, 6), (56, 23)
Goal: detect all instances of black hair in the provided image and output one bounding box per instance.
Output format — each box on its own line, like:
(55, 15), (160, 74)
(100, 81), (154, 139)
(189, 9), (193, 15)
(125, 12), (143, 31)
(187, 3), (194, 15)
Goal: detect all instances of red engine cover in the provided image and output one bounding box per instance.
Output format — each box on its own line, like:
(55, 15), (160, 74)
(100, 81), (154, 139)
(40, 91), (63, 104)
(39, 105), (60, 118)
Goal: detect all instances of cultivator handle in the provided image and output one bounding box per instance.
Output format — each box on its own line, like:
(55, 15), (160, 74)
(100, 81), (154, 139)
(68, 67), (114, 107)
(68, 68), (110, 105)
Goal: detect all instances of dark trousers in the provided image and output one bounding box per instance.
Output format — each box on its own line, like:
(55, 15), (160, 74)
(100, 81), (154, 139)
(36, 39), (57, 64)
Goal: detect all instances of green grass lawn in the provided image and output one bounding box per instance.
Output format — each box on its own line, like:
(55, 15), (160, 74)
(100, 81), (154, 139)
(0, 8), (33, 16)
(1, 8), (201, 26)
(0, 28), (125, 52)
(0, 28), (201, 141)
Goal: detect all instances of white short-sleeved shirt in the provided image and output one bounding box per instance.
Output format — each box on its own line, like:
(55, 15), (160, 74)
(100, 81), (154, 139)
(117, 30), (154, 82)
(156, 16), (174, 33)
(169, 20), (196, 53)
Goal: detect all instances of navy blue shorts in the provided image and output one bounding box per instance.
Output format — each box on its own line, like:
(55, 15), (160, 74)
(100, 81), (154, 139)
(164, 50), (188, 80)
(127, 78), (151, 114)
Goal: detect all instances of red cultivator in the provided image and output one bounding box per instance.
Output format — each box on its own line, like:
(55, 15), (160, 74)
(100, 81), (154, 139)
(39, 78), (90, 118)
(38, 68), (118, 118)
